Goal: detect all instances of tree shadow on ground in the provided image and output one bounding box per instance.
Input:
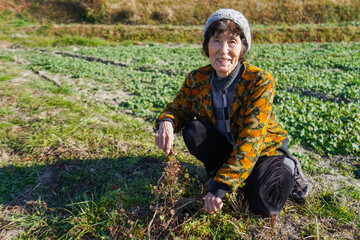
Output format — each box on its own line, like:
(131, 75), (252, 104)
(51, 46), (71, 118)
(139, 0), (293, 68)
(0, 155), (206, 210)
(0, 154), (208, 239)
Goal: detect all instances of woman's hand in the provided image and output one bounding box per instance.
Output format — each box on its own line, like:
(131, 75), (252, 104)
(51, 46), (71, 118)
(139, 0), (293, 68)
(204, 192), (223, 214)
(155, 121), (174, 156)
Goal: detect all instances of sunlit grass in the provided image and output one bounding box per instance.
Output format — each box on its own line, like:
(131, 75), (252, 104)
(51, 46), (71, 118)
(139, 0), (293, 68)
(0, 42), (359, 239)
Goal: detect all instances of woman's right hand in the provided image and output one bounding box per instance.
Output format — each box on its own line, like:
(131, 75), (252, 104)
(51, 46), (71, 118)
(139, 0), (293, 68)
(155, 121), (174, 156)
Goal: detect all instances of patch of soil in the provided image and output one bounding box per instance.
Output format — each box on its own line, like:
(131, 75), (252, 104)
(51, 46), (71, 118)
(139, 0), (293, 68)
(36, 70), (62, 87)
(88, 88), (131, 105)
(0, 150), (11, 164)
(34, 67), (131, 105)
(0, 228), (23, 240)
(286, 86), (357, 104)
(9, 72), (33, 85)
(291, 145), (359, 193)
(0, 206), (24, 238)
(0, 41), (13, 49)
(38, 108), (63, 119)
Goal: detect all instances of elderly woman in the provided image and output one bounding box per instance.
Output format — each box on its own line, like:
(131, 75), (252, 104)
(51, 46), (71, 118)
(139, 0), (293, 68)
(155, 9), (311, 217)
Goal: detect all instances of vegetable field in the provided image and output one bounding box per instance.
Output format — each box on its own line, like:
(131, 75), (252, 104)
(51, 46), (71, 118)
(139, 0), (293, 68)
(27, 42), (360, 156)
(1, 42), (360, 239)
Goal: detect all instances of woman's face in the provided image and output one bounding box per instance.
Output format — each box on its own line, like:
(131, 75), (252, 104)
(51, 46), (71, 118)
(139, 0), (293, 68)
(208, 31), (242, 78)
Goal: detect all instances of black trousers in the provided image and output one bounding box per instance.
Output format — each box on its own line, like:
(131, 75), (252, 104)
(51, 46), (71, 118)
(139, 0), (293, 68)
(182, 120), (293, 217)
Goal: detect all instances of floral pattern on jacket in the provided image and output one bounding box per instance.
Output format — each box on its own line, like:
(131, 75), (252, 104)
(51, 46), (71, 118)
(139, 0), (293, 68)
(155, 62), (288, 192)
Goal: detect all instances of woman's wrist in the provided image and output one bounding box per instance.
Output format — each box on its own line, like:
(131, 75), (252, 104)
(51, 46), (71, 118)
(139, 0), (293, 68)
(206, 179), (230, 199)
(156, 118), (174, 130)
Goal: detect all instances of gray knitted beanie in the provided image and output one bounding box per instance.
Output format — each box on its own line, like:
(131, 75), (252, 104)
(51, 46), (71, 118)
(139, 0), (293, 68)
(204, 9), (251, 50)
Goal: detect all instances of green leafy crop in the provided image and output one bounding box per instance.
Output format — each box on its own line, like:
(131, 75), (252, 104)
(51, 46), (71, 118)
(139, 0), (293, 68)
(23, 42), (360, 156)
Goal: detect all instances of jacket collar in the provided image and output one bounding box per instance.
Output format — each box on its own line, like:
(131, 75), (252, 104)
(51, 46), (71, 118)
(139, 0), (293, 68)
(198, 63), (248, 123)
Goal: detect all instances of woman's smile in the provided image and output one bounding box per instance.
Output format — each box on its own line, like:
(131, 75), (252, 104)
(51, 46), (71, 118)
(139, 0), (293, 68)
(217, 58), (231, 64)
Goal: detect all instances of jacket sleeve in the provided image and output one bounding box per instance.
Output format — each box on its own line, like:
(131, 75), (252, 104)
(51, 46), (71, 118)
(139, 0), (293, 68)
(155, 73), (195, 133)
(212, 70), (277, 192)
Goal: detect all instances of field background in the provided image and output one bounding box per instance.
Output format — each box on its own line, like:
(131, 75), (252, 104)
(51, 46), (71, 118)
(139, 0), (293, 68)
(1, 0), (360, 239)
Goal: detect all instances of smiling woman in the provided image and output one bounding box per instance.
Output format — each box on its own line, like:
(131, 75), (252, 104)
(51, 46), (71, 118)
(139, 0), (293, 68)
(204, 20), (248, 78)
(155, 9), (311, 217)
(208, 30), (242, 78)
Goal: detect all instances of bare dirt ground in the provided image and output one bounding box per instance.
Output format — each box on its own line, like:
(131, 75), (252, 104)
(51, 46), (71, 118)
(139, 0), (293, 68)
(0, 41), (13, 49)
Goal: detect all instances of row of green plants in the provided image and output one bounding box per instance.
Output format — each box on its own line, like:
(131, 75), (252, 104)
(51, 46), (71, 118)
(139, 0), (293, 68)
(70, 42), (360, 100)
(24, 42), (360, 156)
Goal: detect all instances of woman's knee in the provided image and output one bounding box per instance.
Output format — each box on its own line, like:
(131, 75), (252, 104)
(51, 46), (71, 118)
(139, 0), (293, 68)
(245, 156), (294, 217)
(182, 121), (204, 142)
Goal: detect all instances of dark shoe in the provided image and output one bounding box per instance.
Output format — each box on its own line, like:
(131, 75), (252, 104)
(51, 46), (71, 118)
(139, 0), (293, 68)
(286, 154), (312, 201)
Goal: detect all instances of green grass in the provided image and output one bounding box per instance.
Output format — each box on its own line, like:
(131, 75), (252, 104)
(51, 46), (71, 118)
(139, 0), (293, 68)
(0, 55), (18, 82)
(0, 59), (167, 238)
(1, 40), (360, 238)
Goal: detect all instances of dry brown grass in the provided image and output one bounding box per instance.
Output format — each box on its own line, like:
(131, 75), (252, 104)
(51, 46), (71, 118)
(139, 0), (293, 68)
(105, 0), (359, 25)
(1, 0), (359, 25)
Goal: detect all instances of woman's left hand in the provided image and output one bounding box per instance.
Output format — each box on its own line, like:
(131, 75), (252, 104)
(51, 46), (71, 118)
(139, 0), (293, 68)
(204, 192), (223, 214)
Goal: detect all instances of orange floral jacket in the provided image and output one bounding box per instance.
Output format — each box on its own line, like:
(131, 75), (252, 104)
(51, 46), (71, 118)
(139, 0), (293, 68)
(155, 63), (288, 192)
